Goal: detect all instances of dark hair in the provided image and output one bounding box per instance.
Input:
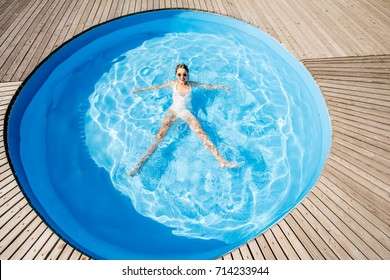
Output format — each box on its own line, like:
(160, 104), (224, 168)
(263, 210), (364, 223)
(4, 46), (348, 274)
(175, 64), (189, 74)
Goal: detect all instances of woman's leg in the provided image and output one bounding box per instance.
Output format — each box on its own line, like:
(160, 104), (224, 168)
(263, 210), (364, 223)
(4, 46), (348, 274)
(184, 114), (237, 168)
(128, 111), (177, 176)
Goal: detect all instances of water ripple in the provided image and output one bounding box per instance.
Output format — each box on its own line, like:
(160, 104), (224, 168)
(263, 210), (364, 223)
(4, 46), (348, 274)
(85, 32), (311, 243)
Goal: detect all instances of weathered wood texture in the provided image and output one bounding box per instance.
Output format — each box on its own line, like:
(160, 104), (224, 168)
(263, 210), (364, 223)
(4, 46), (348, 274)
(1, 0), (389, 260)
(0, 0), (389, 82)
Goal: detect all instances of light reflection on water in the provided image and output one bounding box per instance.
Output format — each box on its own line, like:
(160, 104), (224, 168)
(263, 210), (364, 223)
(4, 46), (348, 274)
(85, 32), (313, 244)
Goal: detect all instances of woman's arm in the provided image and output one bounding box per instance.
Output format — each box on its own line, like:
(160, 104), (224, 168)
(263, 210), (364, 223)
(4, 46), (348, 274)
(190, 81), (230, 94)
(133, 81), (174, 94)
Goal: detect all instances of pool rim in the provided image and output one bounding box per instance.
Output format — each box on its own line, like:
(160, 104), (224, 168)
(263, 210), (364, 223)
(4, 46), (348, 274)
(4, 8), (332, 260)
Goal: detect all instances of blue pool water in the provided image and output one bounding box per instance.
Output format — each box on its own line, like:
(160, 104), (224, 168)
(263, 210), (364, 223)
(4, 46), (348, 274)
(6, 10), (331, 259)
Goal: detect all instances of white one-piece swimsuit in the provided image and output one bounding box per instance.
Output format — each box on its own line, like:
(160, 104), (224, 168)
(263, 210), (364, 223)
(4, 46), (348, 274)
(169, 82), (193, 119)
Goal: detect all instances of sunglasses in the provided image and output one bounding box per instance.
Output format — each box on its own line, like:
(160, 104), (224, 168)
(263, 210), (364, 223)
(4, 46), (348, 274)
(177, 73), (188, 78)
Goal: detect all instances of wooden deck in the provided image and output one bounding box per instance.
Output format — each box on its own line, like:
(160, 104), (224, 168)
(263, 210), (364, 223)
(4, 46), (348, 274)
(1, 0), (389, 260)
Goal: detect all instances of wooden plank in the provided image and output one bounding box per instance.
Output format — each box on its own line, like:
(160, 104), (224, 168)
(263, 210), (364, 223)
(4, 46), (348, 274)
(69, 250), (83, 260)
(270, 224), (300, 260)
(334, 129), (390, 165)
(72, 0), (96, 36)
(326, 156), (390, 215)
(140, 0), (148, 12)
(320, 1), (369, 55)
(33, 233), (60, 260)
(310, 71), (390, 82)
(51, 0), (85, 51)
(310, 189), (383, 259)
(261, 0), (303, 57)
(314, 74), (389, 85)
(198, 0), (208, 12)
(255, 234), (276, 260)
(0, 154), (10, 168)
(238, 244), (254, 260)
(107, 0), (119, 21)
(114, 0), (125, 18)
(214, 0), (227, 15)
(319, 175), (390, 240)
(246, 238), (264, 260)
(275, 0), (321, 58)
(333, 120), (390, 153)
(46, 239), (68, 260)
(0, 180), (18, 201)
(321, 87), (389, 104)
(322, 88), (390, 106)
(294, 0), (346, 56)
(300, 0), (357, 56)
(0, 95), (14, 107)
(79, 252), (92, 260)
(1, 0), (56, 82)
(222, 0), (242, 20)
(10, 220), (47, 260)
(22, 227), (54, 260)
(331, 113), (389, 140)
(290, 207), (337, 259)
(0, 200), (30, 237)
(125, 1), (136, 14)
(361, 0), (390, 28)
(230, 248), (243, 260)
(31, 0), (79, 70)
(283, 214), (324, 259)
(305, 64), (390, 73)
(247, 1), (279, 40)
(332, 0), (388, 53)
(303, 55), (390, 64)
(0, 190), (25, 218)
(0, 0), (23, 35)
(295, 203), (349, 259)
(322, 168), (390, 225)
(123, 0), (132, 15)
(94, 0), (109, 25)
(207, 0), (221, 14)
(315, 181), (390, 257)
(83, 0), (104, 32)
(222, 252), (232, 260)
(332, 144), (389, 181)
(332, 137), (390, 172)
(263, 229), (287, 259)
(163, 0), (173, 10)
(98, 0), (112, 24)
(6, 0), (67, 82)
(320, 78), (390, 92)
(0, 0), (39, 51)
(134, 0), (142, 13)
(216, 0), (233, 18)
(327, 100), (390, 120)
(329, 153), (389, 200)
(0, 183), (19, 207)
(0, 211), (38, 258)
(0, 81), (22, 88)
(57, 244), (76, 260)
(277, 219), (312, 260)
(0, 168), (13, 183)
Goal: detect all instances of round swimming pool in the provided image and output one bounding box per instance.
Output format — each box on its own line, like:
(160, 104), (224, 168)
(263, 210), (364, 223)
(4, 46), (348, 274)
(5, 10), (331, 259)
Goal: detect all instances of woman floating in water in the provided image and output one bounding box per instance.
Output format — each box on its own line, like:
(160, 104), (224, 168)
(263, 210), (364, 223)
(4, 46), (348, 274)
(128, 64), (237, 176)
